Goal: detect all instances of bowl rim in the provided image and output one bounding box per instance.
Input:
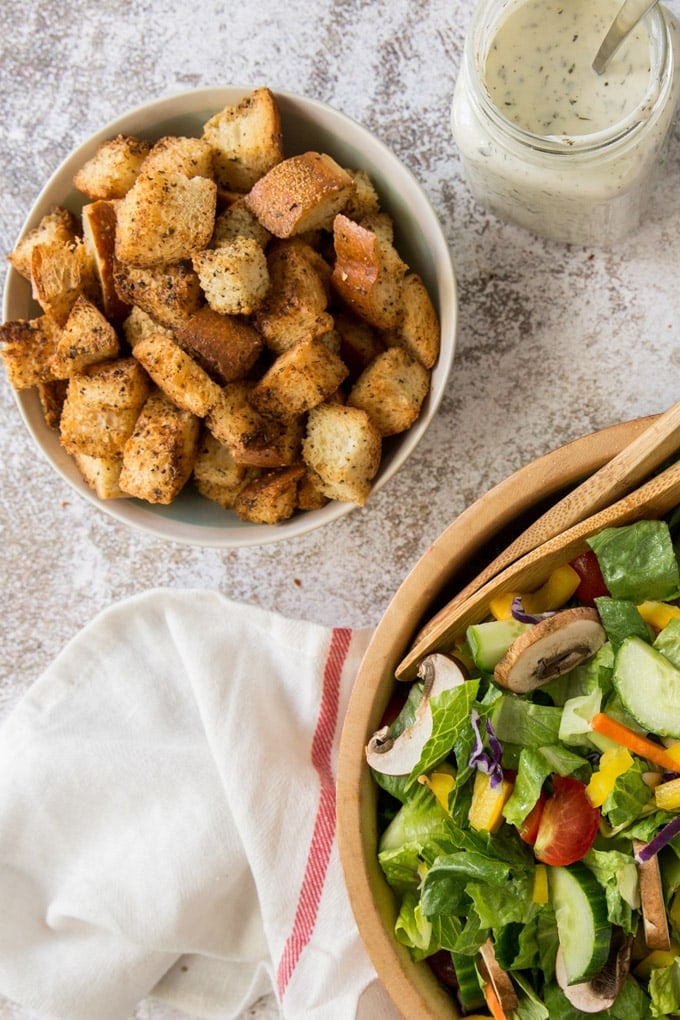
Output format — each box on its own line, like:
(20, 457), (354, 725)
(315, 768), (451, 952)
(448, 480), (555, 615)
(336, 414), (658, 1018)
(3, 85), (457, 548)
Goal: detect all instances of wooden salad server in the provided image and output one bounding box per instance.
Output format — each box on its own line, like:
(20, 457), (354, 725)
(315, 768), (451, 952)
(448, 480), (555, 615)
(396, 401), (680, 680)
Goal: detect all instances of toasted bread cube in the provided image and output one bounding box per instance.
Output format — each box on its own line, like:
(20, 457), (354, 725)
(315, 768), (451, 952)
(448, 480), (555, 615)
(60, 357), (152, 458)
(383, 272), (441, 370)
(347, 347), (430, 436)
(334, 310), (385, 378)
(115, 170), (217, 267)
(302, 402), (381, 505)
(52, 295), (120, 378)
(81, 200), (130, 323)
(0, 316), (61, 389)
(7, 206), (80, 281)
(202, 87), (284, 192)
(249, 334), (348, 424)
(175, 307), (263, 383)
(193, 431), (256, 508)
(31, 237), (100, 327)
(119, 390), (200, 503)
(233, 465), (306, 524)
(122, 306), (175, 348)
(192, 239), (269, 316)
(133, 332), (222, 417)
(37, 379), (68, 430)
(73, 451), (126, 499)
(205, 381), (303, 467)
(296, 468), (329, 510)
(343, 169), (381, 221)
(73, 134), (151, 200)
(245, 152), (354, 238)
(138, 136), (215, 179)
(113, 259), (203, 329)
(253, 239), (332, 353)
(331, 213), (407, 330)
(212, 197), (271, 249)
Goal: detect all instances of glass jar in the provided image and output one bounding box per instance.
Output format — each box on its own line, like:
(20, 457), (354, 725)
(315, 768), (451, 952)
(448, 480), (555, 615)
(451, 0), (680, 246)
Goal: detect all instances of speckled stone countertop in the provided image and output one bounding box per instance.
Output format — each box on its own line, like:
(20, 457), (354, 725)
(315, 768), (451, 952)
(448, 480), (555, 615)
(3, 1), (680, 1018)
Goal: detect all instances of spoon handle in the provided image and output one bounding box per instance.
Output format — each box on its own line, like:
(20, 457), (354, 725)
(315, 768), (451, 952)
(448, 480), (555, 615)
(593, 0), (658, 74)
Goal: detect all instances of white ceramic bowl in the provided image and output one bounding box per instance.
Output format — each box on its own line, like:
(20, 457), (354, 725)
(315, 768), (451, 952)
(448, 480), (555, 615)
(2, 86), (457, 547)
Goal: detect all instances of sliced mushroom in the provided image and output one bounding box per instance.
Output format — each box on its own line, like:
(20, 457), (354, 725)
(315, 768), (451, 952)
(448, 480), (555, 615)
(478, 938), (519, 1013)
(555, 932), (633, 1013)
(494, 607), (606, 693)
(634, 838), (672, 951)
(365, 654), (467, 775)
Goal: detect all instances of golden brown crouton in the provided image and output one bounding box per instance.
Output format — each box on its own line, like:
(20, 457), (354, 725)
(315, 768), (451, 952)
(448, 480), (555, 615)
(37, 379), (69, 430)
(138, 136), (215, 179)
(73, 451), (126, 499)
(115, 171), (217, 267)
(249, 334), (349, 424)
(7, 206), (80, 281)
(233, 465), (306, 524)
(212, 197), (271, 249)
(119, 389), (200, 503)
(245, 152), (355, 238)
(302, 402), (382, 505)
(205, 381), (303, 467)
(122, 305), (175, 348)
(202, 87), (284, 192)
(175, 306), (263, 383)
(383, 272), (441, 370)
(193, 431), (257, 508)
(133, 332), (222, 417)
(331, 213), (407, 330)
(342, 169), (381, 221)
(52, 295), (120, 379)
(296, 468), (329, 510)
(113, 259), (203, 329)
(347, 346), (430, 436)
(59, 357), (152, 458)
(81, 200), (130, 323)
(0, 316), (61, 389)
(31, 237), (100, 327)
(253, 239), (332, 353)
(192, 239), (269, 316)
(73, 134), (151, 200)
(334, 310), (385, 379)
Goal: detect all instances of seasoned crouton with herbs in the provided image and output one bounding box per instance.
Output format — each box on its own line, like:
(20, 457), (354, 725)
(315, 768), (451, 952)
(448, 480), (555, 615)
(81, 200), (130, 324)
(73, 451), (126, 500)
(202, 87), (284, 192)
(8, 206), (80, 281)
(249, 334), (349, 424)
(119, 389), (200, 504)
(31, 236), (100, 327)
(52, 295), (120, 379)
(73, 134), (151, 201)
(212, 197), (271, 250)
(253, 238), (332, 354)
(233, 465), (306, 524)
(246, 151), (355, 238)
(193, 431), (258, 509)
(206, 381), (304, 468)
(133, 331), (222, 418)
(59, 357), (152, 458)
(175, 307), (263, 384)
(138, 135), (215, 179)
(331, 213), (407, 330)
(348, 346), (430, 436)
(302, 402), (381, 505)
(383, 272), (441, 370)
(0, 316), (61, 389)
(113, 259), (203, 329)
(192, 238), (269, 316)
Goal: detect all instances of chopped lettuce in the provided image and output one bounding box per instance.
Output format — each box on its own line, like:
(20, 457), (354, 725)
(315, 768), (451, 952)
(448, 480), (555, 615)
(655, 617), (680, 670)
(588, 520), (680, 603)
(595, 596), (653, 650)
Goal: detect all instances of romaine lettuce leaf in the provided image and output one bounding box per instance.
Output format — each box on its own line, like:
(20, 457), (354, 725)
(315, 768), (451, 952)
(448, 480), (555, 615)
(420, 850), (510, 916)
(394, 891), (434, 961)
(407, 679), (480, 788)
(655, 617), (680, 670)
(583, 846), (640, 932)
(648, 958), (680, 1017)
(491, 694), (562, 748)
(595, 596), (652, 650)
(588, 520), (680, 603)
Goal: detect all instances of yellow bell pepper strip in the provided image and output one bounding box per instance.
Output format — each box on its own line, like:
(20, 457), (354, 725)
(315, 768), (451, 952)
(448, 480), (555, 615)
(634, 943), (680, 979)
(489, 592), (521, 621)
(637, 601), (680, 632)
(468, 770), (514, 833)
(590, 713), (680, 774)
(521, 564), (581, 615)
(655, 776), (680, 811)
(418, 767), (456, 814)
(532, 864), (549, 904)
(586, 746), (634, 807)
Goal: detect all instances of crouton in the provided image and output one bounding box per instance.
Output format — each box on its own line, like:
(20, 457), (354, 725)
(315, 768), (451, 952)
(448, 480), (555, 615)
(59, 357), (152, 458)
(193, 431), (257, 508)
(31, 237), (100, 327)
(7, 206), (80, 281)
(331, 213), (407, 330)
(192, 238), (269, 316)
(342, 169), (382, 221)
(334, 310), (385, 379)
(175, 306), (263, 383)
(205, 381), (303, 467)
(347, 346), (430, 436)
(383, 272), (440, 370)
(52, 295), (120, 378)
(253, 238), (332, 353)
(133, 331), (222, 417)
(302, 402), (382, 505)
(233, 465), (306, 524)
(249, 334), (348, 424)
(119, 389), (200, 503)
(37, 379), (68, 430)
(73, 134), (151, 200)
(202, 87), (284, 192)
(138, 135), (215, 179)
(73, 451), (126, 499)
(115, 170), (217, 267)
(296, 468), (329, 510)
(245, 152), (355, 238)
(81, 200), (130, 323)
(212, 197), (271, 249)
(0, 316), (61, 389)
(122, 305), (175, 348)
(113, 259), (203, 329)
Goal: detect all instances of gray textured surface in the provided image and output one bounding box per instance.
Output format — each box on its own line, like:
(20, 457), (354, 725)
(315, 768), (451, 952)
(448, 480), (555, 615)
(2, 1), (680, 1018)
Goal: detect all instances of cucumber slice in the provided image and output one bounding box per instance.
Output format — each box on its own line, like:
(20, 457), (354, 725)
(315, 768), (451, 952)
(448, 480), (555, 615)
(451, 949), (485, 1011)
(550, 864), (612, 984)
(613, 635), (680, 738)
(466, 619), (531, 672)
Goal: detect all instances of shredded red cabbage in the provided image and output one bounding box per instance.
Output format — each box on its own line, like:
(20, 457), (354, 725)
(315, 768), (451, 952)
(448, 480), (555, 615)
(469, 709), (504, 788)
(511, 597), (558, 625)
(635, 814), (680, 862)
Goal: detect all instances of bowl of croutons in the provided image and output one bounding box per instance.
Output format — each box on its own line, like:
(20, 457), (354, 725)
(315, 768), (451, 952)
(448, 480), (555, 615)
(1, 86), (456, 546)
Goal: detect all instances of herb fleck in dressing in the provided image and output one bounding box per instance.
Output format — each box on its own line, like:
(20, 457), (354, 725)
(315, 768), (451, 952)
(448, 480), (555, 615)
(484, 0), (653, 135)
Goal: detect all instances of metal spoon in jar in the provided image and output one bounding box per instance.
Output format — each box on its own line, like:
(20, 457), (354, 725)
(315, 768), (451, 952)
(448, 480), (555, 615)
(593, 0), (659, 74)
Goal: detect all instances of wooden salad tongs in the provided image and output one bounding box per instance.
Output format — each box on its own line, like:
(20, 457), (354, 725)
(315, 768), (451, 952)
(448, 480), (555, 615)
(396, 401), (680, 681)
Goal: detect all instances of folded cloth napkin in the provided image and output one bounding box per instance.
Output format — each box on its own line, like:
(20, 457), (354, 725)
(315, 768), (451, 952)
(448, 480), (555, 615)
(0, 589), (401, 1020)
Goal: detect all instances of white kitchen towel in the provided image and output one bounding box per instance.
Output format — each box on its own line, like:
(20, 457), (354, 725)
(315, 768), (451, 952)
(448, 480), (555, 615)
(0, 589), (401, 1020)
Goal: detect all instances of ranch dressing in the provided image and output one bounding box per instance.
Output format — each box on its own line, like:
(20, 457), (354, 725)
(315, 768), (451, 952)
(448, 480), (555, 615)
(451, 0), (680, 245)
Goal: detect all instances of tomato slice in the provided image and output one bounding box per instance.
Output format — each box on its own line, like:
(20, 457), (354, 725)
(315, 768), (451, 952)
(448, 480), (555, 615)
(516, 791), (546, 845)
(533, 775), (600, 866)
(569, 550), (610, 607)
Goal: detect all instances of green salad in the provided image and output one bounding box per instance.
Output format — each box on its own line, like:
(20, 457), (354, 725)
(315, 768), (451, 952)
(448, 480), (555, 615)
(368, 510), (680, 1018)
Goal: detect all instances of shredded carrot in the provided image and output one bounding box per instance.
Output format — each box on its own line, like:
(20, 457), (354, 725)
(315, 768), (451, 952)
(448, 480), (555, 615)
(483, 982), (509, 1020)
(591, 713), (680, 774)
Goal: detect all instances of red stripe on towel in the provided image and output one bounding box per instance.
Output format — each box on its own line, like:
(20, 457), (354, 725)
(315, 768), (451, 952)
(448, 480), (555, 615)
(276, 626), (353, 998)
